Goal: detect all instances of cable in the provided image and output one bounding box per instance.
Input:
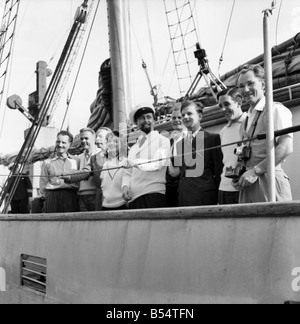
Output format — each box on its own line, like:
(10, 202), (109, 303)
(0, 1), (90, 213)
(0, 0), (21, 139)
(218, 0), (236, 76)
(164, 0), (199, 96)
(144, 0), (158, 82)
(15, 0), (31, 36)
(3, 124), (300, 180)
(276, 0), (284, 46)
(61, 0), (101, 131)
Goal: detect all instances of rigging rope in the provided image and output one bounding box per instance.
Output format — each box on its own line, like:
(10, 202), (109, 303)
(2, 125), (299, 180)
(0, 0), (21, 140)
(164, 0), (200, 96)
(47, 0), (95, 125)
(144, 0), (158, 84)
(218, 0), (236, 76)
(61, 0), (101, 131)
(275, 0), (284, 46)
(0, 0), (90, 214)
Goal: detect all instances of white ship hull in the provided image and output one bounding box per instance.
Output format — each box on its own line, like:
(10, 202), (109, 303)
(1, 203), (300, 304)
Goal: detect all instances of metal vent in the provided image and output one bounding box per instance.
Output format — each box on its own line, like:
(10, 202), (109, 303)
(21, 255), (47, 294)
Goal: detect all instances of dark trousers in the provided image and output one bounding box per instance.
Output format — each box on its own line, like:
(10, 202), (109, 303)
(178, 178), (218, 207)
(45, 190), (79, 213)
(218, 191), (240, 205)
(166, 185), (179, 208)
(95, 188), (103, 211)
(11, 199), (29, 214)
(79, 194), (96, 212)
(129, 194), (167, 210)
(31, 197), (45, 214)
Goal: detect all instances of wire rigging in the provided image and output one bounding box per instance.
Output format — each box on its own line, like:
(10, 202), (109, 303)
(276, 0), (284, 46)
(0, 0), (21, 141)
(3, 124), (300, 180)
(61, 0), (101, 131)
(144, 0), (158, 83)
(218, 0), (236, 76)
(0, 0), (91, 214)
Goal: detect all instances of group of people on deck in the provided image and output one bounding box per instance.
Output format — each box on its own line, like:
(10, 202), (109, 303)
(8, 64), (293, 214)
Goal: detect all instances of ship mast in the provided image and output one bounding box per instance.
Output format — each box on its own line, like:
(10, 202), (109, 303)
(263, 2), (276, 202)
(107, 0), (131, 131)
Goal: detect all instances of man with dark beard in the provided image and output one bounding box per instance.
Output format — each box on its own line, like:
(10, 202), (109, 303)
(122, 103), (171, 209)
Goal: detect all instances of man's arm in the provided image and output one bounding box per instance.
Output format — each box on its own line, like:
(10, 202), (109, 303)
(256, 135), (293, 173)
(211, 134), (224, 187)
(39, 161), (49, 198)
(238, 102), (293, 189)
(122, 153), (133, 202)
(60, 155), (90, 183)
(168, 139), (182, 177)
(238, 135), (293, 188)
(62, 168), (91, 183)
(134, 138), (171, 172)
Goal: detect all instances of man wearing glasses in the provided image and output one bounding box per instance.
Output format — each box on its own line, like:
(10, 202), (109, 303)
(234, 64), (293, 203)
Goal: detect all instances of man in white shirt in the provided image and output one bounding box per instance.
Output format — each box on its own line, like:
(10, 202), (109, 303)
(122, 103), (171, 209)
(235, 64), (293, 203)
(217, 88), (247, 205)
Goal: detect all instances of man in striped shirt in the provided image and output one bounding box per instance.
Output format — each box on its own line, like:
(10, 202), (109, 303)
(40, 131), (79, 213)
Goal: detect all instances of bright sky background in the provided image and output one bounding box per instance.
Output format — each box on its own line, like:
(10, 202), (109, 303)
(0, 0), (299, 162)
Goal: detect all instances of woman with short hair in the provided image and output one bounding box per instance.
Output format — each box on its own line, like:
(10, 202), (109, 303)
(101, 131), (129, 211)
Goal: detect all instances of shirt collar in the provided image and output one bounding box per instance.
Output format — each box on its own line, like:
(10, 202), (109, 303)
(138, 130), (157, 141)
(85, 148), (99, 158)
(192, 127), (202, 138)
(226, 112), (248, 127)
(52, 153), (70, 161)
(248, 97), (266, 116)
(171, 129), (187, 141)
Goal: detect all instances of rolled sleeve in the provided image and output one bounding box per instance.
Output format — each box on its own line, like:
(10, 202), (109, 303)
(274, 103), (293, 139)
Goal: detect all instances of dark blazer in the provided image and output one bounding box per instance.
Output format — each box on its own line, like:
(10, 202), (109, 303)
(175, 130), (223, 206)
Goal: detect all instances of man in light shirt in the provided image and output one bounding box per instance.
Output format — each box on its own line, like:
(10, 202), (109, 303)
(217, 88), (247, 205)
(62, 128), (100, 212)
(40, 131), (79, 213)
(122, 103), (171, 209)
(235, 64), (293, 203)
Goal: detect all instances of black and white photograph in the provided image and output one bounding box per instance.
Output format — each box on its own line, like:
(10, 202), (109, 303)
(0, 0), (300, 307)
